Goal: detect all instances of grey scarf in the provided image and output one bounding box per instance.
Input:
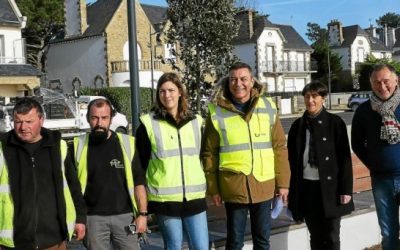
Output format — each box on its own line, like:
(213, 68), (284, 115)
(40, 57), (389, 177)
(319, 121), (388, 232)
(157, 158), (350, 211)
(370, 87), (400, 144)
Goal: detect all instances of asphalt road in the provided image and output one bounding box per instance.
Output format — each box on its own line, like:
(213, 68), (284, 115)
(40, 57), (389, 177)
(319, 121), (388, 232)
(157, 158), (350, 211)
(281, 110), (355, 134)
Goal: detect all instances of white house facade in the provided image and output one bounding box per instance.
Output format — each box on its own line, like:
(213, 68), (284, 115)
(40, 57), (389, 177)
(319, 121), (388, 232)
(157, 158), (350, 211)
(233, 10), (315, 114)
(0, 0), (40, 100)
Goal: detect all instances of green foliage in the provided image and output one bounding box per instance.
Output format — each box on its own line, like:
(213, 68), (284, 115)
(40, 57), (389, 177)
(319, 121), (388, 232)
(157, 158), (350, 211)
(165, 0), (239, 113)
(80, 87), (154, 121)
(305, 22), (327, 43)
(356, 56), (400, 91)
(16, 0), (64, 70)
(376, 12), (400, 28)
(310, 41), (342, 90)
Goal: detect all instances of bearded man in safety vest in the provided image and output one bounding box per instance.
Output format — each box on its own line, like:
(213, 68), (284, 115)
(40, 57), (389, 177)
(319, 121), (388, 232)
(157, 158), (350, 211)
(201, 62), (290, 249)
(0, 97), (86, 250)
(73, 98), (147, 250)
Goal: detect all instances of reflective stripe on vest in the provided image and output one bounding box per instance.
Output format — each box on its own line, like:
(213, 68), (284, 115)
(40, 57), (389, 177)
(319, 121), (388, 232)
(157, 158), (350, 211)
(149, 116), (201, 159)
(0, 142), (13, 247)
(140, 114), (206, 202)
(60, 140), (77, 239)
(209, 97), (277, 182)
(74, 133), (137, 215)
(0, 140), (77, 247)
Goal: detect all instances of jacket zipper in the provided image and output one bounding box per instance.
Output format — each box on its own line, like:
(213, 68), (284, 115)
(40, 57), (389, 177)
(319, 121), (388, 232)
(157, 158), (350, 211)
(31, 156), (39, 249)
(246, 123), (253, 203)
(177, 129), (186, 201)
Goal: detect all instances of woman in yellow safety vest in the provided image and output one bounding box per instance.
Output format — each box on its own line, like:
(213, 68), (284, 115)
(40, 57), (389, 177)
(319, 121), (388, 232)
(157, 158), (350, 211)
(136, 72), (208, 249)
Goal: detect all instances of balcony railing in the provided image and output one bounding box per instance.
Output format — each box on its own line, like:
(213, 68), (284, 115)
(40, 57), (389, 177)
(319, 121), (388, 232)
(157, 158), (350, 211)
(261, 60), (317, 73)
(111, 60), (162, 73)
(0, 57), (26, 64)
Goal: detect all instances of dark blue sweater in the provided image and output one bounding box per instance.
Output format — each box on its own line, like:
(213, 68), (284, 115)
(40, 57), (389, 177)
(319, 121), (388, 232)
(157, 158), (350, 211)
(351, 100), (400, 177)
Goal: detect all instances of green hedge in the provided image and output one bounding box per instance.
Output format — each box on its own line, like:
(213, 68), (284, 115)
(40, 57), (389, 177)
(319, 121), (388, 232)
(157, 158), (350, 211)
(80, 87), (154, 121)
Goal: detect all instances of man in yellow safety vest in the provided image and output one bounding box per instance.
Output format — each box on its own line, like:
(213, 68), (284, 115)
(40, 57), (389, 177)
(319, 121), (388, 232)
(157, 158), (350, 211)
(73, 98), (147, 250)
(202, 62), (291, 249)
(0, 97), (86, 250)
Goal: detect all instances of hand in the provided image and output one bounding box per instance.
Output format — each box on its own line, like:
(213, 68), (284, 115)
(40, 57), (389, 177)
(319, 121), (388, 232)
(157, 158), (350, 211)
(277, 188), (289, 205)
(133, 215), (148, 233)
(74, 223), (86, 240)
(212, 194), (222, 206)
(340, 195), (352, 204)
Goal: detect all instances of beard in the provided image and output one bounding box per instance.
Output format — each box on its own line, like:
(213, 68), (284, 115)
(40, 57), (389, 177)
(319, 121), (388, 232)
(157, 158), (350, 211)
(89, 126), (109, 144)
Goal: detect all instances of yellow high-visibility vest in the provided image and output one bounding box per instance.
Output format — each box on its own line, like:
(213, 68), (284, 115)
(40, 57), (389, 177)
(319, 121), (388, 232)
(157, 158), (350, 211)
(208, 97), (277, 182)
(140, 113), (206, 202)
(0, 140), (76, 248)
(73, 133), (138, 215)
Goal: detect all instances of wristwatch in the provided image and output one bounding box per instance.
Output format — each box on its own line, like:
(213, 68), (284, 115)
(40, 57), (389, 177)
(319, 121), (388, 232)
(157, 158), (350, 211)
(138, 211), (148, 217)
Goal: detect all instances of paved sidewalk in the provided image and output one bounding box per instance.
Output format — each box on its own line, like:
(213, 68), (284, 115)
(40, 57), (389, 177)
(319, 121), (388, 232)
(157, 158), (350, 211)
(67, 190), (376, 249)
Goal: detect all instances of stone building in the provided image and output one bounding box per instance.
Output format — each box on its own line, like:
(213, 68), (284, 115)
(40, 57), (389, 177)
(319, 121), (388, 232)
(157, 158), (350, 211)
(45, 0), (176, 94)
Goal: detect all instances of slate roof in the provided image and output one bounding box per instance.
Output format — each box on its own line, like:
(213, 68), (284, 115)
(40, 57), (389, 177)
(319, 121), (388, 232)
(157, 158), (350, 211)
(235, 15), (273, 44)
(141, 4), (167, 32)
(0, 64), (41, 76)
(0, 0), (20, 26)
(234, 13), (311, 51)
(275, 24), (311, 50)
(334, 25), (390, 51)
(84, 0), (122, 37)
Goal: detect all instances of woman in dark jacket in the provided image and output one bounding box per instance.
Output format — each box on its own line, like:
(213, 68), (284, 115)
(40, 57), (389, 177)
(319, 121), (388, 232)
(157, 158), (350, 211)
(136, 72), (208, 249)
(287, 81), (354, 250)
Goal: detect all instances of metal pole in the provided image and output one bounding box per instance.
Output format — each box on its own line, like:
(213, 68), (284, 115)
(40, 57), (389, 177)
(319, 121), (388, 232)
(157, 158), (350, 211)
(149, 24), (154, 104)
(127, 0), (140, 135)
(327, 49), (332, 110)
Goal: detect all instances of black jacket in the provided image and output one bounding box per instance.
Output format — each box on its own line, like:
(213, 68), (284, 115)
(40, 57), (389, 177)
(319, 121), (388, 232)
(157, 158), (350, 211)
(287, 109), (354, 221)
(0, 128), (86, 250)
(351, 100), (400, 177)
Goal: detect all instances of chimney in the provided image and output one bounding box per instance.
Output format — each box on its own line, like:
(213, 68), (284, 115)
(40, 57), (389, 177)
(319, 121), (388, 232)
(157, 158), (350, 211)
(327, 20), (344, 46)
(64, 0), (88, 37)
(248, 10), (254, 39)
(79, 0), (88, 34)
(236, 9), (255, 39)
(365, 24), (377, 38)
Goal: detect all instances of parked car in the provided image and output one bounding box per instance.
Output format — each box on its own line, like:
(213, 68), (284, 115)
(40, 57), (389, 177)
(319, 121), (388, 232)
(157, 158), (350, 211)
(0, 95), (129, 136)
(347, 92), (371, 111)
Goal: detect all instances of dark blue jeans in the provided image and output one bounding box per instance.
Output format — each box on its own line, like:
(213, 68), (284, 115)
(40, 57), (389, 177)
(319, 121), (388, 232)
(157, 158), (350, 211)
(225, 199), (272, 250)
(371, 176), (400, 250)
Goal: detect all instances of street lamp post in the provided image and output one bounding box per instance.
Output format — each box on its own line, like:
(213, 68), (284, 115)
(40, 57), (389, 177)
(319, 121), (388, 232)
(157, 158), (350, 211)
(127, 0), (140, 134)
(149, 24), (159, 104)
(327, 49), (332, 110)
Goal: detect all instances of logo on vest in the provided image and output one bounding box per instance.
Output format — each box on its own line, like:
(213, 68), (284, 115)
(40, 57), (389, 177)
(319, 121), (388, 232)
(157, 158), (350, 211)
(110, 159), (124, 168)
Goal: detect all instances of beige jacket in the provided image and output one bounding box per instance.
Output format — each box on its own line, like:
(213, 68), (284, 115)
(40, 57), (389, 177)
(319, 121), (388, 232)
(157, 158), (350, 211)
(201, 77), (290, 203)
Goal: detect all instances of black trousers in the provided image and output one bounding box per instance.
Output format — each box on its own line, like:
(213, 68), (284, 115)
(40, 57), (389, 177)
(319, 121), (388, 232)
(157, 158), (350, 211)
(302, 179), (341, 250)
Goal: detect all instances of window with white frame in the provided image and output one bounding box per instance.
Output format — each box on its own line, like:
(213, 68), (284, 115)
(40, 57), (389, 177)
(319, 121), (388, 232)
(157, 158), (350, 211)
(164, 43), (176, 62)
(0, 35), (4, 63)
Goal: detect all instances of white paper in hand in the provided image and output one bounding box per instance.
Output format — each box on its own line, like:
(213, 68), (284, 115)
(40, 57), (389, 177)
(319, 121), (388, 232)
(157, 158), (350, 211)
(271, 196), (283, 219)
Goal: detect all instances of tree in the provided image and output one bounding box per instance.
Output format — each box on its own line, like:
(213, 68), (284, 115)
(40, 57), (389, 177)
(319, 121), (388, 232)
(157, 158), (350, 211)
(310, 41), (342, 91)
(165, 0), (239, 114)
(305, 22), (327, 43)
(16, 0), (64, 70)
(376, 12), (400, 28)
